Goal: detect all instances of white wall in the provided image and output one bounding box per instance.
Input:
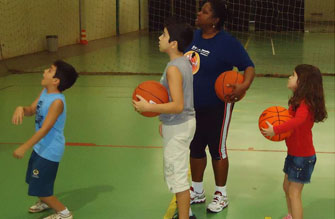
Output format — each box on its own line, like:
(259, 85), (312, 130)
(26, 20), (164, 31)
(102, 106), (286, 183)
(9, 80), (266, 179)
(0, 0), (148, 59)
(0, 0), (79, 59)
(84, 0), (117, 41)
(305, 0), (335, 21)
(119, 0), (139, 34)
(140, 0), (149, 30)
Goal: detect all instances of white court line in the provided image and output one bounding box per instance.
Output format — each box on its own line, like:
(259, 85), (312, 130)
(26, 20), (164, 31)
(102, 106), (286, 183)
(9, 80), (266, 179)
(270, 38), (276, 55)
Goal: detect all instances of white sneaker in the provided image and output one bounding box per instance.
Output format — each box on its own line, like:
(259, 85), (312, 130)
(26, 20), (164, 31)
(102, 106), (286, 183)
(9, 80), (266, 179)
(29, 201), (50, 213)
(207, 191), (229, 213)
(44, 212), (73, 219)
(190, 186), (206, 204)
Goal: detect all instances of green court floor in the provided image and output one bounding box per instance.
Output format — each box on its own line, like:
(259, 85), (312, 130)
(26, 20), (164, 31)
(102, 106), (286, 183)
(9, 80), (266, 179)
(0, 30), (334, 218)
(0, 73), (334, 219)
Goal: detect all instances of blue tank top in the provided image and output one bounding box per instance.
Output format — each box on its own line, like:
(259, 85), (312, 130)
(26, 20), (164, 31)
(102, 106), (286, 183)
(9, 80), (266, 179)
(33, 89), (66, 162)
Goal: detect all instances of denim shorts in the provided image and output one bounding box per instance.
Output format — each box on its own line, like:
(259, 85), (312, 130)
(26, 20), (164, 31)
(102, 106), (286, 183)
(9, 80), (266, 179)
(283, 154), (316, 184)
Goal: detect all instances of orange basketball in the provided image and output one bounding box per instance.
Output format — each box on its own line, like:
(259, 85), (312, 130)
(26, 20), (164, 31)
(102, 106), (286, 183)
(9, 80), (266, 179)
(215, 70), (245, 102)
(258, 106), (293, 141)
(132, 81), (169, 117)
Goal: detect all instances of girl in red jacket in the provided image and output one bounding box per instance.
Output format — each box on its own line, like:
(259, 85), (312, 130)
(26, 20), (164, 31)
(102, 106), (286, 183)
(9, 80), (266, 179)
(262, 64), (327, 219)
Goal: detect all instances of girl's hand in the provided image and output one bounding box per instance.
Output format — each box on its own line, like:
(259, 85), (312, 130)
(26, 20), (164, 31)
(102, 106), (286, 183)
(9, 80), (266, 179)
(261, 121), (275, 137)
(12, 106), (24, 125)
(132, 95), (150, 113)
(13, 145), (27, 159)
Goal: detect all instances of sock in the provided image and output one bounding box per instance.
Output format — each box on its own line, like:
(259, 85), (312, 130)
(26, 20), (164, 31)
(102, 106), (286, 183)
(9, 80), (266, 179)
(215, 185), (227, 196)
(189, 208), (193, 216)
(59, 208), (70, 216)
(192, 181), (203, 193)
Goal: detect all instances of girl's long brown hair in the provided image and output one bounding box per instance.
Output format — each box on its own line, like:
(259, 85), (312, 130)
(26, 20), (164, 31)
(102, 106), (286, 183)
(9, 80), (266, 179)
(289, 64), (327, 122)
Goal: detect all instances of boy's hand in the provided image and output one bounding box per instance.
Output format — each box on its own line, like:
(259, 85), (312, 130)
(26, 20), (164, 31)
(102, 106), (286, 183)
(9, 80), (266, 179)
(132, 95), (150, 113)
(13, 145), (27, 159)
(261, 121), (275, 137)
(12, 106), (24, 125)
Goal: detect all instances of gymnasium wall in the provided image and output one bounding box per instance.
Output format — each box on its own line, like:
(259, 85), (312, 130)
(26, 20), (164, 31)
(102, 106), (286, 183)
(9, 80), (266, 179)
(0, 0), (149, 60)
(305, 0), (335, 22)
(0, 0), (79, 59)
(84, 0), (117, 41)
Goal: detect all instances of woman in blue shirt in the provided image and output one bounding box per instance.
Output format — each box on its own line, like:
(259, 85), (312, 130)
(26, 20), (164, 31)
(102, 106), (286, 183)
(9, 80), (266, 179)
(184, 0), (255, 213)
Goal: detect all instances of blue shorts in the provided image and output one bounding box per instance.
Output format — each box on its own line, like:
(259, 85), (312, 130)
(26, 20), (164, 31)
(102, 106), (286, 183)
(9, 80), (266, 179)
(26, 150), (59, 197)
(283, 154), (316, 184)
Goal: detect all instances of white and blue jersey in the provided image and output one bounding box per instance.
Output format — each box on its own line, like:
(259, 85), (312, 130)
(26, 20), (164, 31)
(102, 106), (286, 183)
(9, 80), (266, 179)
(33, 89), (66, 162)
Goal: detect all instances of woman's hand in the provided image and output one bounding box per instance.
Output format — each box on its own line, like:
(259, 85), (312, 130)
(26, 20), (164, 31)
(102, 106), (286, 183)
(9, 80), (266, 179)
(226, 83), (247, 102)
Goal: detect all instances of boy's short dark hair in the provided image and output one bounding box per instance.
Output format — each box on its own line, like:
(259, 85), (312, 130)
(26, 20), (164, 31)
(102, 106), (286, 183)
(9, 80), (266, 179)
(53, 60), (78, 92)
(164, 17), (194, 52)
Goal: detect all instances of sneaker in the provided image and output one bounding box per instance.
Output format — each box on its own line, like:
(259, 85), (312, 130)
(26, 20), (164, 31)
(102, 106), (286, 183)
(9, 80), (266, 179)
(171, 211), (197, 219)
(206, 191), (229, 213)
(282, 214), (292, 219)
(28, 201), (50, 213)
(190, 186), (206, 204)
(44, 212), (73, 219)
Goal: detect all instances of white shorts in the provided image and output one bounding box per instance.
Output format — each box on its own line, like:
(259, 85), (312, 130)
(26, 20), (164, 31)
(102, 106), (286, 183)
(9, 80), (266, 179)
(162, 118), (196, 193)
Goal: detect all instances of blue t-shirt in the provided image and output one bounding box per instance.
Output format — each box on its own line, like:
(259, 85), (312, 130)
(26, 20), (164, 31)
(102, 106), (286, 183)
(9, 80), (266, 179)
(33, 89), (66, 162)
(185, 29), (254, 110)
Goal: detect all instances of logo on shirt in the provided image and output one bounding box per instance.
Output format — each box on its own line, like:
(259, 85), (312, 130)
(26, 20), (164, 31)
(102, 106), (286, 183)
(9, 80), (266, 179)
(32, 169), (39, 178)
(35, 100), (44, 129)
(190, 45), (210, 56)
(185, 51), (200, 75)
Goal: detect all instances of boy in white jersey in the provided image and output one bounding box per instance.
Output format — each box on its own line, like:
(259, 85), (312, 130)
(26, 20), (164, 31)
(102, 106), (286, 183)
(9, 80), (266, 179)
(12, 60), (78, 219)
(133, 18), (195, 219)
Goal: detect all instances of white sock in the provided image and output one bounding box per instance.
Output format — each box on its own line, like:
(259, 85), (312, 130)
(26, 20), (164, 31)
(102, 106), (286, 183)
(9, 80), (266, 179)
(59, 208), (70, 216)
(192, 181), (203, 193)
(216, 185), (227, 196)
(189, 208), (193, 216)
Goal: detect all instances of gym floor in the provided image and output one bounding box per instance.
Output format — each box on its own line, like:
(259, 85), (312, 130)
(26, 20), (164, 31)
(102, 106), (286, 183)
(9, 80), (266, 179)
(0, 31), (334, 219)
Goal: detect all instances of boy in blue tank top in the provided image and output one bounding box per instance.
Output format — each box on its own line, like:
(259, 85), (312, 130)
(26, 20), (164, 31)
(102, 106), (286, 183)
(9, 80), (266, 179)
(133, 17), (196, 219)
(12, 60), (78, 219)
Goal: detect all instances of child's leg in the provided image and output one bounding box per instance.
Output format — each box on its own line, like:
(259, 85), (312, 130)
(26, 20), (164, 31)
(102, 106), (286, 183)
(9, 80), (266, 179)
(176, 189), (191, 219)
(283, 174), (292, 215)
(288, 181), (304, 219)
(39, 196), (66, 212)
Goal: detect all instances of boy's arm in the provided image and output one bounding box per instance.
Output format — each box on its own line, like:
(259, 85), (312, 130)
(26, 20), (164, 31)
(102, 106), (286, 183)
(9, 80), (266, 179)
(12, 90), (43, 125)
(13, 99), (64, 159)
(133, 66), (184, 114)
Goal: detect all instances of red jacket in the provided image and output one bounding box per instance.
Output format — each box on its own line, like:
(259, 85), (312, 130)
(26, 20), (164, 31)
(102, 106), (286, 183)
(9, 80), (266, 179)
(274, 101), (315, 157)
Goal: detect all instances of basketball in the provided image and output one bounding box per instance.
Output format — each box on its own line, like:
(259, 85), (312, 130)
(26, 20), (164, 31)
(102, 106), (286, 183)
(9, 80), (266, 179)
(132, 80), (169, 117)
(258, 106), (293, 141)
(215, 70), (245, 102)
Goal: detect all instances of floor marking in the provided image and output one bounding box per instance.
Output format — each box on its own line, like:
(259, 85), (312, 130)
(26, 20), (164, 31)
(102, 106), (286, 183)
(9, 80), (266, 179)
(271, 38), (276, 55)
(244, 36), (251, 50)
